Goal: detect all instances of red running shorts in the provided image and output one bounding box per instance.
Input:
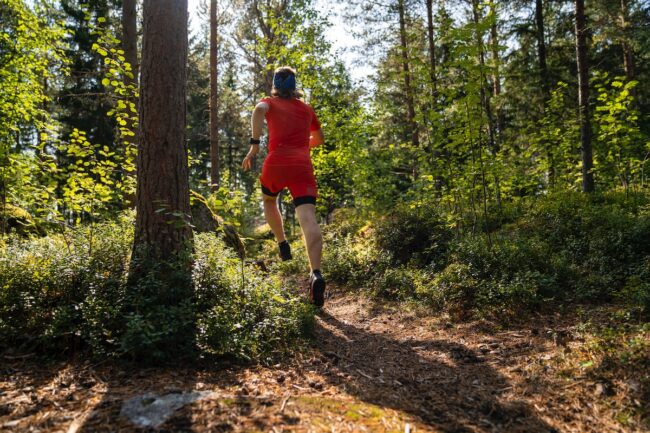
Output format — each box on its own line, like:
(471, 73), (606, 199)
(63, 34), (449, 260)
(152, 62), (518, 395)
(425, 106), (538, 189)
(260, 162), (317, 206)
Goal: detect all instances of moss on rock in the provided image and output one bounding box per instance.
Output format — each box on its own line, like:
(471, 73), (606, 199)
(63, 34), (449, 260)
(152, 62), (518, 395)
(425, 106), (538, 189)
(190, 191), (245, 258)
(1, 204), (42, 236)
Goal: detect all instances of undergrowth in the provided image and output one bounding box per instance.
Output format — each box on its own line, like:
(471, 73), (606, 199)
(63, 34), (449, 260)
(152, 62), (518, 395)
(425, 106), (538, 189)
(0, 212), (313, 363)
(310, 190), (650, 322)
(563, 317), (649, 429)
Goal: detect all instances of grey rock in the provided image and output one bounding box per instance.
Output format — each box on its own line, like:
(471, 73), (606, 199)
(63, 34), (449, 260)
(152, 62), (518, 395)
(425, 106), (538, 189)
(119, 391), (215, 428)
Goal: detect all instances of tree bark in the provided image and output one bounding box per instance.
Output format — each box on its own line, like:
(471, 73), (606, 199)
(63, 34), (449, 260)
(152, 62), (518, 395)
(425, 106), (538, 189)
(575, 0), (595, 193)
(210, 0), (220, 191)
(425, 0), (437, 99)
(133, 0), (193, 262)
(535, 0), (549, 101)
(397, 0), (419, 147)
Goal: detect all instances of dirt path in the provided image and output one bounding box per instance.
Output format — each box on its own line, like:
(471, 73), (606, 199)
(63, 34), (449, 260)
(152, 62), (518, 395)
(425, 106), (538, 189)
(0, 287), (641, 433)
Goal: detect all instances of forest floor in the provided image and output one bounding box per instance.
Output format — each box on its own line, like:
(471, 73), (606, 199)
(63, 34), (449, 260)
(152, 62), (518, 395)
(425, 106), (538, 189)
(0, 279), (647, 433)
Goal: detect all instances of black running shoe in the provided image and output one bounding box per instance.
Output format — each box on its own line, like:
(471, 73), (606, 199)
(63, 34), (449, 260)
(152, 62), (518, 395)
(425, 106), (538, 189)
(309, 270), (326, 307)
(278, 240), (292, 261)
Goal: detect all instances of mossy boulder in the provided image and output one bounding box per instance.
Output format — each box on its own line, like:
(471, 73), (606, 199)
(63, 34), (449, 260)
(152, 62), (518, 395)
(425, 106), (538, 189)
(1, 204), (43, 236)
(190, 191), (245, 258)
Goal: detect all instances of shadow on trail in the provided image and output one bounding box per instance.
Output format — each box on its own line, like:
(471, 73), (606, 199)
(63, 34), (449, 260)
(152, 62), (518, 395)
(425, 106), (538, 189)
(0, 356), (68, 424)
(315, 310), (556, 433)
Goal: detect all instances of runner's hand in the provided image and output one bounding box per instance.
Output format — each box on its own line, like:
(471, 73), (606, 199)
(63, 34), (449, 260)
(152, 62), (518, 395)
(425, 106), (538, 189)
(242, 155), (254, 171)
(242, 144), (259, 171)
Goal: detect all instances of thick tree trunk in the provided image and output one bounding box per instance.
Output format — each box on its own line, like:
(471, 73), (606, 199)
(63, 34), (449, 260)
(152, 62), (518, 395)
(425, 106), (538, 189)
(210, 0), (220, 191)
(535, 0), (549, 100)
(575, 0), (595, 193)
(133, 0), (193, 262)
(425, 0), (437, 99)
(397, 0), (419, 147)
(122, 0), (138, 86)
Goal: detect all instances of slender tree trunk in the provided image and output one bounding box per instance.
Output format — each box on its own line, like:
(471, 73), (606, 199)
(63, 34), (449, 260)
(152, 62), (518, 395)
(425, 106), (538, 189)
(38, 77), (48, 149)
(535, 0), (549, 101)
(425, 0), (437, 99)
(575, 0), (595, 193)
(210, 0), (220, 191)
(228, 141), (233, 186)
(397, 0), (419, 147)
(535, 0), (555, 184)
(253, 0), (280, 96)
(489, 0), (504, 137)
(471, 0), (497, 154)
(489, 1), (500, 99)
(122, 0), (138, 86)
(133, 0), (193, 262)
(620, 0), (634, 82)
(425, 0), (445, 189)
(472, 0), (500, 208)
(622, 43), (634, 81)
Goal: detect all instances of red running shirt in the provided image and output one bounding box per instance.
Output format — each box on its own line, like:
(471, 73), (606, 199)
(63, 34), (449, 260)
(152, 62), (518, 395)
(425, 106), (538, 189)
(261, 97), (321, 166)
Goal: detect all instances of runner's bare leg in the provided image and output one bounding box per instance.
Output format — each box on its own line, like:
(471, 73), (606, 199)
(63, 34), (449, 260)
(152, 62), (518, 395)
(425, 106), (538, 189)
(295, 204), (322, 271)
(263, 194), (286, 243)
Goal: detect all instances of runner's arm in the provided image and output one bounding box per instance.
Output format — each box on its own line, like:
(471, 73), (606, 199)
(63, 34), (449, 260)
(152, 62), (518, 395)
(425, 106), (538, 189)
(242, 102), (269, 171)
(251, 102), (269, 141)
(309, 128), (324, 148)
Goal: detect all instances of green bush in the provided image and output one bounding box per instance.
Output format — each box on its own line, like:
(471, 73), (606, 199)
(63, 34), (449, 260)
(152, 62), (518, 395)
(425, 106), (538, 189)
(322, 234), (375, 286)
(313, 191), (650, 320)
(371, 266), (417, 300)
(425, 263), (476, 319)
(374, 204), (452, 268)
(0, 215), (313, 362)
(617, 258), (650, 318)
(517, 191), (650, 300)
(194, 234), (313, 362)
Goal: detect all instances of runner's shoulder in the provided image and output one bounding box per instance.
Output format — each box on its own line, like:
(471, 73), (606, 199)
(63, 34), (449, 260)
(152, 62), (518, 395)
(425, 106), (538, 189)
(293, 98), (315, 112)
(256, 98), (272, 111)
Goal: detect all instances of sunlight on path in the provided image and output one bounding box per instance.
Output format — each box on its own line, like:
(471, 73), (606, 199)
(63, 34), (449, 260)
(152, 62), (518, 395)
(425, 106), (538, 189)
(0, 291), (634, 433)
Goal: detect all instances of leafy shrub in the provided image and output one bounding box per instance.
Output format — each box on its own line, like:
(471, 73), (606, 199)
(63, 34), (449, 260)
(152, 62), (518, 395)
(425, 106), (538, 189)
(617, 258), (650, 319)
(0, 216), (133, 354)
(326, 207), (367, 237)
(518, 191), (650, 300)
(0, 215), (312, 362)
(322, 234), (376, 286)
(374, 204), (452, 268)
(312, 191), (650, 321)
(371, 266), (417, 300)
(194, 234), (313, 361)
(426, 263), (476, 320)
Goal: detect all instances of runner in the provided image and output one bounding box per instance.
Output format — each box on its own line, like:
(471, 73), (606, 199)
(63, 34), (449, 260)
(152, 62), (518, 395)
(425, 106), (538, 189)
(241, 66), (326, 307)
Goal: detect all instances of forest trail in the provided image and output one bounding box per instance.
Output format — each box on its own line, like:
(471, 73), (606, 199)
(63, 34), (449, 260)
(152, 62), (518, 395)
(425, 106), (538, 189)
(0, 283), (634, 433)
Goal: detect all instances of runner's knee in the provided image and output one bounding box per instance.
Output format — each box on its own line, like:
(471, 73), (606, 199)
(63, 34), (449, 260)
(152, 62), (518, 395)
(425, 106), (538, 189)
(302, 220), (322, 241)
